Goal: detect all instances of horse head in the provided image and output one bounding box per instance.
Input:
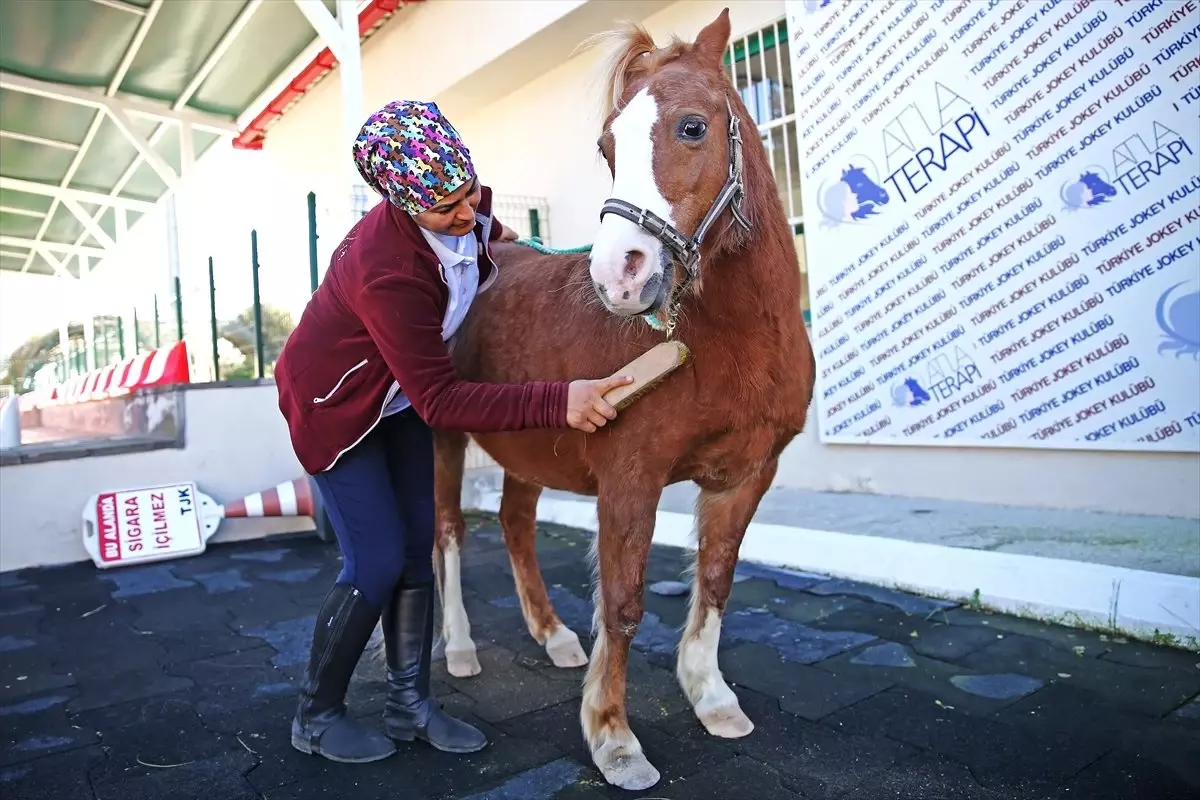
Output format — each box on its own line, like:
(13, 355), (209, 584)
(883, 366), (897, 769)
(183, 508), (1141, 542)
(1078, 170), (1117, 204)
(588, 9), (755, 317)
(841, 165), (889, 207)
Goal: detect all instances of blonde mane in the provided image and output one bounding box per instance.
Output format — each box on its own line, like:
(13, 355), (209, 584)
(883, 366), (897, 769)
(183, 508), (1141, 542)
(577, 22), (688, 121)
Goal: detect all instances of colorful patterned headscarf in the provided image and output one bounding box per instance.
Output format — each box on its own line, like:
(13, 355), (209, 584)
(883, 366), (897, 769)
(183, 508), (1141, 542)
(352, 100), (476, 215)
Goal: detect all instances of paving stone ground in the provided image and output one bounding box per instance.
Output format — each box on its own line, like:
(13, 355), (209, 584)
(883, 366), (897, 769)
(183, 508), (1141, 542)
(2, 513), (1198, 800)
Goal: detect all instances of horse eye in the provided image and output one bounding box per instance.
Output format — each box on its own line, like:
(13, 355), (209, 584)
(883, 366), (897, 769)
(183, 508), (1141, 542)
(678, 118), (707, 141)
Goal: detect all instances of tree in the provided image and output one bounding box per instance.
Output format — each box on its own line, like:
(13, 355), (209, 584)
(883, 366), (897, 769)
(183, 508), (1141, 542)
(2, 328), (73, 390)
(0, 319), (128, 391)
(218, 304), (295, 378)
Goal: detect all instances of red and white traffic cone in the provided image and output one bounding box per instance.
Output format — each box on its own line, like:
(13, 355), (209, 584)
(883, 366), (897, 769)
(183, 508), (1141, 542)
(221, 477), (315, 518)
(219, 477), (335, 543)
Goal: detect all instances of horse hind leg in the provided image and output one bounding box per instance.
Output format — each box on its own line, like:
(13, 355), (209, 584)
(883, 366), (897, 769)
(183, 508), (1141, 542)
(499, 475), (587, 669)
(433, 429), (482, 678)
(677, 460), (778, 739)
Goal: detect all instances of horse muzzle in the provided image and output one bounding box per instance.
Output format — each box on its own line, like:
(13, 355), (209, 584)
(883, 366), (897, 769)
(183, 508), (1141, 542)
(588, 225), (668, 316)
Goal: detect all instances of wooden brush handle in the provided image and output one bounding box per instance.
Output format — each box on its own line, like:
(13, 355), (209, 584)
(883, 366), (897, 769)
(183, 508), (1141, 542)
(603, 341), (692, 410)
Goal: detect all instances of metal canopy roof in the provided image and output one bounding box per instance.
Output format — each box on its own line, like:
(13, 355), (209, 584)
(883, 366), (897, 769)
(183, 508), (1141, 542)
(0, 0), (402, 280)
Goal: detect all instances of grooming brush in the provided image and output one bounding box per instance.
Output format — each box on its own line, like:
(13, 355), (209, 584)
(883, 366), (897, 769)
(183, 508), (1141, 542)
(602, 340), (692, 411)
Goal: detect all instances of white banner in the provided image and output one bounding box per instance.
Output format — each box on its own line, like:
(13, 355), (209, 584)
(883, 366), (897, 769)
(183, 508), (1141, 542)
(785, 0), (1200, 451)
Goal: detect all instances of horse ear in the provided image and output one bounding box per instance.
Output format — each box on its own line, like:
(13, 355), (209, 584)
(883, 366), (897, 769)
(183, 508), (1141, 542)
(694, 8), (732, 64)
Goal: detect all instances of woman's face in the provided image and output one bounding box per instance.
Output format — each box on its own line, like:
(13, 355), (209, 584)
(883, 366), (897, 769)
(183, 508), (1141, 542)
(413, 176), (481, 236)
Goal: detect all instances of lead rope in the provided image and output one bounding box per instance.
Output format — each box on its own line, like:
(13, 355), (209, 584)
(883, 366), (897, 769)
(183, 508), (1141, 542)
(513, 237), (593, 255)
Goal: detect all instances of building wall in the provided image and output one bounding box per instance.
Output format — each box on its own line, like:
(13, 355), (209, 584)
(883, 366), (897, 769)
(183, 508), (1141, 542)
(0, 384), (313, 572)
(449, 0), (791, 245)
(259, 0), (1200, 520)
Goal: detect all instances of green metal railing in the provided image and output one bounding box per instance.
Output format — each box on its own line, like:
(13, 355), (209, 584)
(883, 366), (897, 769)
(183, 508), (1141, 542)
(6, 193), (558, 393)
(250, 229), (265, 380)
(208, 255), (220, 382)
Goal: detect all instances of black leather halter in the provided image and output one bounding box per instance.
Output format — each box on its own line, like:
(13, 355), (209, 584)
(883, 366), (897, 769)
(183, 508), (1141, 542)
(598, 96), (752, 285)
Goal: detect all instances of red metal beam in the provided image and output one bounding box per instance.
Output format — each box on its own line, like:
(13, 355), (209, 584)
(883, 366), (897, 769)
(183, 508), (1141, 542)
(232, 0), (412, 150)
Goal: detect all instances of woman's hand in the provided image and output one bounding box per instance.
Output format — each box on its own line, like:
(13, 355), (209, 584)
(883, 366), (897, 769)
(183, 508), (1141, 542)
(566, 375), (634, 432)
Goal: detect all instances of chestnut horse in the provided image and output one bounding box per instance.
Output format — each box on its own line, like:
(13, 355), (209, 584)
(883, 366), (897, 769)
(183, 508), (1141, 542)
(432, 9), (814, 791)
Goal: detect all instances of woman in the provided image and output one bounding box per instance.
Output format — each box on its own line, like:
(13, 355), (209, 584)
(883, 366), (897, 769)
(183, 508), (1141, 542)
(274, 99), (632, 764)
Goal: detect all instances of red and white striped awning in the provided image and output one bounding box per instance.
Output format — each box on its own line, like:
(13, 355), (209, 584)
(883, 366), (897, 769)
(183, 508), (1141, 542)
(21, 340), (191, 411)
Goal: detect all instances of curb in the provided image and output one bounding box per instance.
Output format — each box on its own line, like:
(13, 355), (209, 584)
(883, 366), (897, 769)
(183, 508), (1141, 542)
(469, 490), (1200, 651)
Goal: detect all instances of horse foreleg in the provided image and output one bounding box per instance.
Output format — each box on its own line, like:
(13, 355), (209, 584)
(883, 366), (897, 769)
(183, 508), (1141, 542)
(499, 475), (588, 668)
(677, 459), (778, 738)
(433, 429), (481, 678)
(582, 484), (662, 791)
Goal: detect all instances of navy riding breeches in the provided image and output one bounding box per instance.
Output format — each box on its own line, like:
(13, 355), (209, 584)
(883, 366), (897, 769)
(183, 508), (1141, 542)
(310, 408), (436, 608)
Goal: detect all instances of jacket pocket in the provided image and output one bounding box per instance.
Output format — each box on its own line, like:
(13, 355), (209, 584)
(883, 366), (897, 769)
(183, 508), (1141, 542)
(313, 358), (368, 404)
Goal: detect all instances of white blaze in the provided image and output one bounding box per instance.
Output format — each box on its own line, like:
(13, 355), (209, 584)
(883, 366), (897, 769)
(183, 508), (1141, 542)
(590, 88), (672, 314)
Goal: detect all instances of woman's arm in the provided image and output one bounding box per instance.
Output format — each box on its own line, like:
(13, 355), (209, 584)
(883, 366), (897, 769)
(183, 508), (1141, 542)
(358, 271), (567, 432)
(486, 215), (519, 243)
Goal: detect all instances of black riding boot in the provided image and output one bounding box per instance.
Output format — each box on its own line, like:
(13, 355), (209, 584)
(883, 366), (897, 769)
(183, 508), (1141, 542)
(291, 583), (397, 763)
(382, 581), (488, 753)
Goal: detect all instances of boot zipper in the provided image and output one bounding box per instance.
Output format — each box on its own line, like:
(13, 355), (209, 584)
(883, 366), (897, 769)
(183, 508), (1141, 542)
(308, 588), (360, 693)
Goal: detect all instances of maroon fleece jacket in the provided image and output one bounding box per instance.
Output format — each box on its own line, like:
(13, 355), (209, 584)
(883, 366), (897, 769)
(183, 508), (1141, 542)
(275, 186), (570, 474)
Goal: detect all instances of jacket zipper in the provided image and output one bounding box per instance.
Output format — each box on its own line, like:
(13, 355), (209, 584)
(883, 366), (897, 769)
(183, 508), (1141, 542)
(322, 381), (400, 472)
(313, 358), (368, 404)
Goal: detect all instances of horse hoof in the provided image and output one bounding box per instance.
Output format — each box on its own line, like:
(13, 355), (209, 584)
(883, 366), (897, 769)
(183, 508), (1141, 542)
(698, 703), (754, 738)
(545, 626), (588, 669)
(594, 744), (660, 791)
(445, 646), (481, 678)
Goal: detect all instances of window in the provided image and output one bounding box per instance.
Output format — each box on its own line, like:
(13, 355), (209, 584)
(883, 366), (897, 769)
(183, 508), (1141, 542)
(725, 18), (810, 323)
(351, 183), (378, 219)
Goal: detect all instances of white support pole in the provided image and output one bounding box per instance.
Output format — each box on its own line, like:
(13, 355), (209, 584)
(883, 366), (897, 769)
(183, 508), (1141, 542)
(165, 197), (180, 285)
(165, 195), (182, 347)
(59, 319), (71, 379)
(336, 0), (364, 150)
(293, 0), (364, 230)
(80, 255), (96, 372)
(114, 208), (137, 358)
(338, 0), (366, 233)
(170, 125), (194, 353)
(294, 0), (352, 64)
(179, 121), (196, 177)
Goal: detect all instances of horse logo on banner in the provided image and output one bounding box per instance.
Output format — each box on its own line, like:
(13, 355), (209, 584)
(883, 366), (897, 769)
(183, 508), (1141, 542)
(1155, 281), (1200, 360)
(816, 158), (891, 227)
(1059, 167), (1118, 211)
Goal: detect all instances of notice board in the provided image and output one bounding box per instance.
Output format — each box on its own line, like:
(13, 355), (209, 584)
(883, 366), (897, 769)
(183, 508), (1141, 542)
(785, 0), (1199, 451)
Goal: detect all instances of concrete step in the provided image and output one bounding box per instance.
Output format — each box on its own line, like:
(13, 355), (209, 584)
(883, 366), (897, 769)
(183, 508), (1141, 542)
(461, 467), (1200, 650)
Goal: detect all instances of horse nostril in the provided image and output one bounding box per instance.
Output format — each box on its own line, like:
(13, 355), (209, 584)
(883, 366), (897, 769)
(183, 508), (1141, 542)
(594, 281), (608, 296)
(624, 249), (645, 277)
